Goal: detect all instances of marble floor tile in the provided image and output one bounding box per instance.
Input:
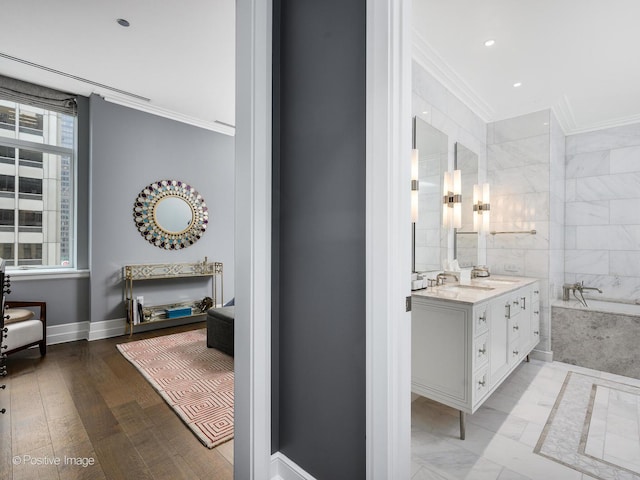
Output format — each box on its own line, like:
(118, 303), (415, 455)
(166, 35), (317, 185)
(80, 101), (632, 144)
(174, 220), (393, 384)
(412, 360), (640, 480)
(496, 467), (532, 480)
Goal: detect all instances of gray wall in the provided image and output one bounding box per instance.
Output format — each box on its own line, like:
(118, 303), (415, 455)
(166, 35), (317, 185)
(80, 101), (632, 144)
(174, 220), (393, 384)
(272, 0), (366, 478)
(89, 95), (235, 324)
(11, 96), (234, 328)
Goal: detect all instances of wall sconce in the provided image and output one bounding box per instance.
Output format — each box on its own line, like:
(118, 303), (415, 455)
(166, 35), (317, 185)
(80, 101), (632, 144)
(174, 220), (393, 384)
(411, 148), (419, 223)
(442, 170), (461, 229)
(473, 183), (491, 232)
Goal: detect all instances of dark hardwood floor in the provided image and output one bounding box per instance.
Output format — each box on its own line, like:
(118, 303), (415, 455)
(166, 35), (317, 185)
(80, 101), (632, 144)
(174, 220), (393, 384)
(0, 323), (233, 480)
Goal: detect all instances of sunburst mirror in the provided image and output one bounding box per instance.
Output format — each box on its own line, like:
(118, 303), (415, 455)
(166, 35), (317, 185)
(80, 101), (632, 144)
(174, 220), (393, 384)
(132, 180), (208, 249)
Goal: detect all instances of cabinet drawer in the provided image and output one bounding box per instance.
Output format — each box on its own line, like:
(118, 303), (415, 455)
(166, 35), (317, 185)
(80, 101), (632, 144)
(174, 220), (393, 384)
(473, 368), (489, 402)
(474, 332), (489, 371)
(473, 303), (489, 336)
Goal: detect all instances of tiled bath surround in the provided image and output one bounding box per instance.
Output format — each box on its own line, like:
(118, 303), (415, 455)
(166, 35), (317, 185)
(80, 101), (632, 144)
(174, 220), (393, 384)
(552, 304), (640, 379)
(565, 122), (640, 304)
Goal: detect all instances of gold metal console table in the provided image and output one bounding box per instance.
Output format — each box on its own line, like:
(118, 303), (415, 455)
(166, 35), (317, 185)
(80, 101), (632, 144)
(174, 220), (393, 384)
(124, 258), (223, 336)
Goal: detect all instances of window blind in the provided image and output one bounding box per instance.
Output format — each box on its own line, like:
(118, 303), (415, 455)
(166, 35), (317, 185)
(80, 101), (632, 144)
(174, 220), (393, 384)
(0, 74), (77, 116)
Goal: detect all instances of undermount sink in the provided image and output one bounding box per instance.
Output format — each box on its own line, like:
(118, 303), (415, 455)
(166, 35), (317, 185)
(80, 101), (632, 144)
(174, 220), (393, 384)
(441, 284), (495, 291)
(475, 278), (519, 285)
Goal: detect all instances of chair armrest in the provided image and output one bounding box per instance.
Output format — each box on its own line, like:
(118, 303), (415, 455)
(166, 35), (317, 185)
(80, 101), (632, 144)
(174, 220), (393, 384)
(4, 301), (46, 328)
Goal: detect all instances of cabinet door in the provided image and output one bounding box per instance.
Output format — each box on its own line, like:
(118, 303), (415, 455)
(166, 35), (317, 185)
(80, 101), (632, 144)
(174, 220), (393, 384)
(489, 296), (510, 386)
(517, 287), (532, 354)
(531, 301), (541, 347)
(412, 301), (469, 404)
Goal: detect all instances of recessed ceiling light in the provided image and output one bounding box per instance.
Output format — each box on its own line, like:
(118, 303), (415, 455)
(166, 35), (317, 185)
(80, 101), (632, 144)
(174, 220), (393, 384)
(117, 18), (130, 27)
(422, 111), (428, 115)
(484, 39), (496, 47)
(513, 82), (522, 88)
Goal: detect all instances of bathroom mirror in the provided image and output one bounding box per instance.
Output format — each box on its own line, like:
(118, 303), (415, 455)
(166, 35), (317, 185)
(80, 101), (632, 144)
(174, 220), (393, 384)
(133, 179), (208, 249)
(413, 117), (448, 271)
(454, 142), (478, 267)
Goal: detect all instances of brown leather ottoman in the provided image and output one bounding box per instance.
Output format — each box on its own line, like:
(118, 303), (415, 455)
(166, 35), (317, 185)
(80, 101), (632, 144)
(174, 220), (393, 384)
(206, 306), (234, 356)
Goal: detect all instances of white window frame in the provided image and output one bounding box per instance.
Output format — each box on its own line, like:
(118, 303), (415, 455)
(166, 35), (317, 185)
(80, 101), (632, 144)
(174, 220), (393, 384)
(0, 99), (77, 272)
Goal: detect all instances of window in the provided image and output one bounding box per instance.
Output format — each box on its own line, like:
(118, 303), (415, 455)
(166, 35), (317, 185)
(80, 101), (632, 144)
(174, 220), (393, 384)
(0, 105), (15, 131)
(18, 243), (42, 265)
(18, 177), (42, 196)
(18, 149), (43, 167)
(0, 244), (14, 266)
(0, 174), (14, 192)
(0, 145), (15, 164)
(0, 96), (75, 269)
(18, 110), (44, 136)
(19, 210), (43, 232)
(0, 209), (15, 225)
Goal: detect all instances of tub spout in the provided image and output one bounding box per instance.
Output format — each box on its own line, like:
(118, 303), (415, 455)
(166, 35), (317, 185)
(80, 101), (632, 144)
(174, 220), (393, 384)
(568, 281), (603, 307)
(581, 286), (603, 294)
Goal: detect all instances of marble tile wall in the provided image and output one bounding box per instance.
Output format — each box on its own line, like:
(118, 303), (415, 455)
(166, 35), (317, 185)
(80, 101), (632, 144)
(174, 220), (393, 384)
(565, 123), (640, 303)
(486, 110), (565, 355)
(412, 60), (488, 267)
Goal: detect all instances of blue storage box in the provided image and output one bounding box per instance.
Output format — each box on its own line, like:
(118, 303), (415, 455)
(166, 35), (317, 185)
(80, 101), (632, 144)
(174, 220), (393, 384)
(165, 306), (192, 318)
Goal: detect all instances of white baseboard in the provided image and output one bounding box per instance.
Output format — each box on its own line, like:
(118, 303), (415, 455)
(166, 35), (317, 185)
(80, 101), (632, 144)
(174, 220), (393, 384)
(46, 321), (90, 345)
(271, 452), (316, 480)
(45, 316), (208, 345)
(531, 349), (553, 362)
(88, 318), (127, 341)
(45, 318), (125, 344)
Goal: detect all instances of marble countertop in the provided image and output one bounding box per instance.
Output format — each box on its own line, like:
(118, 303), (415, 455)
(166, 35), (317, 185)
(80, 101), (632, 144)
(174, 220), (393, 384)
(412, 275), (537, 305)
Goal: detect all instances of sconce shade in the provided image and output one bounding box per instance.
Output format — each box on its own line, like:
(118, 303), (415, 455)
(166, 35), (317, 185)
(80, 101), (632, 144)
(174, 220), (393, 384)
(411, 149), (419, 223)
(442, 170), (462, 229)
(473, 183), (490, 232)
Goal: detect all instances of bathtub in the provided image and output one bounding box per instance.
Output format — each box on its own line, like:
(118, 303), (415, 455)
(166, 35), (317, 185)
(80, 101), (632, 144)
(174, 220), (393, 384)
(552, 299), (640, 379)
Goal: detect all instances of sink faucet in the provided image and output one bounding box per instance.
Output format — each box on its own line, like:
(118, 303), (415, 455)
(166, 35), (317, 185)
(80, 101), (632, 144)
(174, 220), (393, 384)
(436, 272), (459, 286)
(562, 281), (602, 307)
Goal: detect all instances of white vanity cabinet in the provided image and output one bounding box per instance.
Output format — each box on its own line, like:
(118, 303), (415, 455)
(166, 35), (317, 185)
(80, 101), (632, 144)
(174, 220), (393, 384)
(412, 277), (540, 433)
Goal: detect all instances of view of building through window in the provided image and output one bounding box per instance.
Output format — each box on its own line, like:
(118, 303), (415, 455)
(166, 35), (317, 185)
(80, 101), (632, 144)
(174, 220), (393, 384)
(0, 99), (74, 267)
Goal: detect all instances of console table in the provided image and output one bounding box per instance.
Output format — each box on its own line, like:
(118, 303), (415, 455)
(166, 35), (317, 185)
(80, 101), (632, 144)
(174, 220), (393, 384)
(124, 258), (223, 336)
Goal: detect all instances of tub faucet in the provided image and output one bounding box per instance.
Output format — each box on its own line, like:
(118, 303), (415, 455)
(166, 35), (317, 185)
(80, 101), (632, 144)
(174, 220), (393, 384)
(563, 281), (602, 307)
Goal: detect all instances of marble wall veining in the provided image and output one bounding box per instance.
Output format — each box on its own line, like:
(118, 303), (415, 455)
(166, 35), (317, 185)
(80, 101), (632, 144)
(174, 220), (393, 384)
(565, 123), (640, 303)
(486, 110), (565, 356)
(411, 61), (640, 361)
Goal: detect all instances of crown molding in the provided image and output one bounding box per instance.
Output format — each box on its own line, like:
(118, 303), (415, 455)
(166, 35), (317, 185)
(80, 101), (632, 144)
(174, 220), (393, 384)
(412, 28), (494, 123)
(551, 95), (576, 135)
(102, 94), (235, 136)
(552, 93), (640, 136)
(563, 113), (640, 136)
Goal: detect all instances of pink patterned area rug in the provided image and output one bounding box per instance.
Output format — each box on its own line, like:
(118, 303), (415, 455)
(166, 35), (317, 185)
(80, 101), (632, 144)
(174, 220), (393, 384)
(117, 329), (233, 448)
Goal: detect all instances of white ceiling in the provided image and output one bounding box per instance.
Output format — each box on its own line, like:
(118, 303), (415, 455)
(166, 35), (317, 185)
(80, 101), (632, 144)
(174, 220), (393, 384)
(0, 0), (235, 135)
(413, 0), (640, 134)
(3, 1), (638, 137)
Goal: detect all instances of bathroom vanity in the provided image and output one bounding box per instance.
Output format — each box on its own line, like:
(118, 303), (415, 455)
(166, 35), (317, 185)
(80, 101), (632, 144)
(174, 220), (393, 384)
(412, 276), (540, 438)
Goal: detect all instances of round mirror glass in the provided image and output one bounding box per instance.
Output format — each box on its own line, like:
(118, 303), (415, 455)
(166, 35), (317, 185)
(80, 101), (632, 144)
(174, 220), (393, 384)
(132, 179), (208, 250)
(154, 196), (194, 233)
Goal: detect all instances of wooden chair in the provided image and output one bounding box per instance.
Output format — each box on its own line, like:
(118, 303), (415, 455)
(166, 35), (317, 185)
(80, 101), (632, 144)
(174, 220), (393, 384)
(3, 301), (46, 356)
